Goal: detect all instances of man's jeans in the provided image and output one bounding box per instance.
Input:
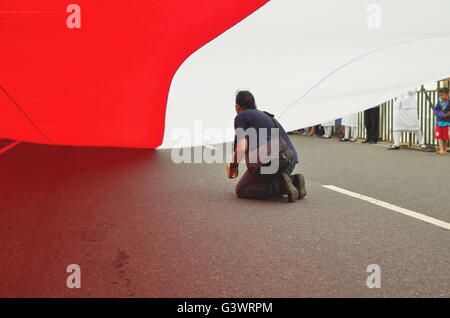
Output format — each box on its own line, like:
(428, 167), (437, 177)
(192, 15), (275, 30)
(235, 160), (296, 199)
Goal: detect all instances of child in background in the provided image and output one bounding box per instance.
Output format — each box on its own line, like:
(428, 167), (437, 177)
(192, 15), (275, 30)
(434, 87), (450, 155)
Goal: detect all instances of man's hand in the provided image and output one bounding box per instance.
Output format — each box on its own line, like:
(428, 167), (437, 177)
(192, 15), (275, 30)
(227, 163), (239, 179)
(227, 137), (246, 179)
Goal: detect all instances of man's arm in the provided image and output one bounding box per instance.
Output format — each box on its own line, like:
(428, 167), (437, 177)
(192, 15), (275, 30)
(233, 115), (248, 165)
(234, 137), (247, 165)
(227, 137), (247, 179)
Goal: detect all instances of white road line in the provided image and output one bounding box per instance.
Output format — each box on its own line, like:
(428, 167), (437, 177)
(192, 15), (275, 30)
(323, 185), (450, 231)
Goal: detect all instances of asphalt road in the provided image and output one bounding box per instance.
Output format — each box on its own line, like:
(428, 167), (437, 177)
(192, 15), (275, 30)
(0, 136), (449, 297)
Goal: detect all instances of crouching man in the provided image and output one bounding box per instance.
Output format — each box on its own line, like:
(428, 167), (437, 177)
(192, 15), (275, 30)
(227, 91), (306, 202)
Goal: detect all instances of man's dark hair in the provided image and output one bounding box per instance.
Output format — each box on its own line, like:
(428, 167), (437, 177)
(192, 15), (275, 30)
(236, 90), (257, 109)
(438, 87), (449, 94)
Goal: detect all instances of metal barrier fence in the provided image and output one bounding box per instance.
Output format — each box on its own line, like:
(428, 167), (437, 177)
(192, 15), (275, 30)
(351, 82), (449, 147)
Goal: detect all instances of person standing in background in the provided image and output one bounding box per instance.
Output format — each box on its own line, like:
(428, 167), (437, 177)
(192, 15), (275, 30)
(301, 126), (316, 136)
(321, 120), (334, 139)
(362, 106), (380, 144)
(433, 87), (450, 155)
(339, 113), (358, 142)
(388, 89), (426, 150)
(337, 118), (344, 139)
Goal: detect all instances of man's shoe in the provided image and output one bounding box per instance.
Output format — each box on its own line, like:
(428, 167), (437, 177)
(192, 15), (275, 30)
(292, 174), (307, 200)
(361, 139), (370, 143)
(349, 138), (357, 142)
(338, 138), (349, 142)
(388, 145), (400, 150)
(369, 140), (378, 144)
(280, 173), (298, 203)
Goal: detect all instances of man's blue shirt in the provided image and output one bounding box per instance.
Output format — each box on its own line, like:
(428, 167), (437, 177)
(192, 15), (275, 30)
(234, 109), (299, 163)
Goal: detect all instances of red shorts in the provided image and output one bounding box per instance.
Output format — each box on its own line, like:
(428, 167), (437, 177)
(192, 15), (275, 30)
(435, 125), (449, 140)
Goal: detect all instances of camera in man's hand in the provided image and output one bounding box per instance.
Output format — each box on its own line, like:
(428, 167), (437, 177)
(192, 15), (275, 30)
(227, 163), (239, 179)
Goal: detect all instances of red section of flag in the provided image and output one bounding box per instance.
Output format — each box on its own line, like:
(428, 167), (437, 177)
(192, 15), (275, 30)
(0, 0), (268, 148)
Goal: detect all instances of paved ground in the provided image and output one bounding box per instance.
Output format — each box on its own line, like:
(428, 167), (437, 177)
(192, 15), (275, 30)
(0, 135), (449, 297)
